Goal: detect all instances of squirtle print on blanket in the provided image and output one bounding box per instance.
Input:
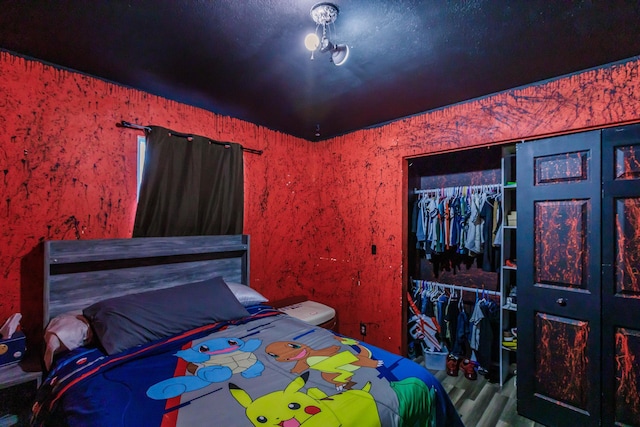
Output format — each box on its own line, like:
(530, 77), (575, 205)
(147, 337), (265, 399)
(32, 307), (464, 427)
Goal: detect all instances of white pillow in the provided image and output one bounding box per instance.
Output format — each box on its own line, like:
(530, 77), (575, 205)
(226, 283), (269, 306)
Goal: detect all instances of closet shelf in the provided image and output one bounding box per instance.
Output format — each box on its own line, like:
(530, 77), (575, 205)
(499, 146), (518, 387)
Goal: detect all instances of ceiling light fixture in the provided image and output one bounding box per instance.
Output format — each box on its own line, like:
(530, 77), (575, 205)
(304, 2), (349, 66)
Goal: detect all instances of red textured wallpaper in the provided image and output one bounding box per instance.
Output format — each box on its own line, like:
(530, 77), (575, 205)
(305, 59), (640, 353)
(2, 51), (640, 355)
(0, 51), (312, 343)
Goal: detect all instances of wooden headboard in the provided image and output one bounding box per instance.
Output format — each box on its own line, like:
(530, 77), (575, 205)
(43, 235), (250, 326)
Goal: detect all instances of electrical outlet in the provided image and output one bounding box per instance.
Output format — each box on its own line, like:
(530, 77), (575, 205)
(360, 322), (367, 336)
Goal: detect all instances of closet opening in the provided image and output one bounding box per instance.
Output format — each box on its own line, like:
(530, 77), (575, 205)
(404, 143), (515, 384)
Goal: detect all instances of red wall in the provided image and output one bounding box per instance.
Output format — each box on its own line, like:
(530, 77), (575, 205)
(300, 59), (640, 353)
(2, 50), (640, 355)
(0, 51), (316, 343)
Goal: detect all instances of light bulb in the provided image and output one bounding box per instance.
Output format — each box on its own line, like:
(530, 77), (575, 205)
(304, 33), (320, 51)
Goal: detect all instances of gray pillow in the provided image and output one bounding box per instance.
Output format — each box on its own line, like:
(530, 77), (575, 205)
(83, 276), (249, 355)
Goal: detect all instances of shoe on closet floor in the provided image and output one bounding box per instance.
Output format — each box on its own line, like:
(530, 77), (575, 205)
(446, 354), (460, 376)
(461, 358), (477, 381)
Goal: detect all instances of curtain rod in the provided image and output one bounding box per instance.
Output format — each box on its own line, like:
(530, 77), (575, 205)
(116, 121), (263, 155)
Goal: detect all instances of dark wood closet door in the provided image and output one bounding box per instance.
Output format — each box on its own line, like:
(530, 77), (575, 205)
(601, 124), (640, 427)
(516, 131), (602, 426)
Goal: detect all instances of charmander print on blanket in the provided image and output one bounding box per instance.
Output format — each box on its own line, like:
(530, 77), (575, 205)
(32, 307), (464, 427)
(265, 337), (383, 390)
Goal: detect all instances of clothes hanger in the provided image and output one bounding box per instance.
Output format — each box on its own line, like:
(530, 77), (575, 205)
(430, 283), (442, 302)
(479, 287), (487, 303)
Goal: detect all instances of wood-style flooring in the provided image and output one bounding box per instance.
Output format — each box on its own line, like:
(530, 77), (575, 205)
(429, 369), (547, 427)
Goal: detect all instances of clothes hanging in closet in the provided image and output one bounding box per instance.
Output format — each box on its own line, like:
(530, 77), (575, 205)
(469, 290), (501, 381)
(412, 185), (503, 275)
(408, 281), (500, 369)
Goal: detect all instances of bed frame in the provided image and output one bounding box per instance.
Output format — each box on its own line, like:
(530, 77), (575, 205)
(43, 235), (250, 326)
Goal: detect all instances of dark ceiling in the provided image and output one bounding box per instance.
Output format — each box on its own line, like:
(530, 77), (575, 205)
(1, 1), (640, 141)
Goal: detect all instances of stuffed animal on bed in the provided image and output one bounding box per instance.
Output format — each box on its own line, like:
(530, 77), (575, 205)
(43, 312), (93, 370)
(146, 337), (264, 400)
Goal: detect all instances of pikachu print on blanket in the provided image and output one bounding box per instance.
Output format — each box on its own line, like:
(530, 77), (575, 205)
(229, 371), (382, 427)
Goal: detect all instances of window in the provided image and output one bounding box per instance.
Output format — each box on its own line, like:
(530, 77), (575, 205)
(137, 135), (146, 199)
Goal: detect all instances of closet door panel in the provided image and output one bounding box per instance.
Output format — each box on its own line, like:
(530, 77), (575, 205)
(517, 131), (602, 427)
(615, 197), (640, 297)
(534, 313), (591, 411)
(602, 125), (640, 427)
(613, 327), (640, 426)
(534, 199), (590, 289)
(614, 143), (640, 180)
(534, 150), (590, 185)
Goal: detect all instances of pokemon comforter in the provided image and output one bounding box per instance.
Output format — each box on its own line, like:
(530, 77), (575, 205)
(32, 306), (464, 427)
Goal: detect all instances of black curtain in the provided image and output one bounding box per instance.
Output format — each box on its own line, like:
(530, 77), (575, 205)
(133, 126), (243, 237)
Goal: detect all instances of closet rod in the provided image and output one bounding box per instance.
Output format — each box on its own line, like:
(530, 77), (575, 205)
(116, 121), (263, 155)
(412, 279), (501, 297)
(414, 183), (501, 195)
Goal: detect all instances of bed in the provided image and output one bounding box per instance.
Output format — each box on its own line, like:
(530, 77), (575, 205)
(32, 235), (464, 427)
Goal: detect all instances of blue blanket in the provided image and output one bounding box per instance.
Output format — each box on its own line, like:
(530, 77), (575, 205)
(32, 307), (464, 427)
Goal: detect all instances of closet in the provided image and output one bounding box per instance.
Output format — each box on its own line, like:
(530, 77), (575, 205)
(407, 124), (640, 426)
(407, 145), (515, 384)
(516, 124), (640, 427)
